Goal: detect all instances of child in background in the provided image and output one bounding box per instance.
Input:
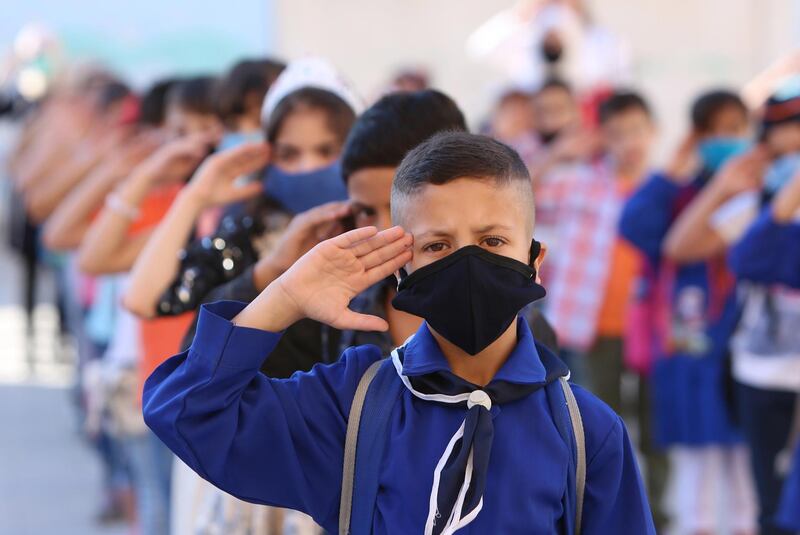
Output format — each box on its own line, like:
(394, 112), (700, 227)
(621, 89), (758, 535)
(143, 131), (655, 534)
(528, 78), (586, 180)
(75, 75), (223, 535)
(484, 88), (538, 165)
(194, 58), (286, 238)
(721, 92), (800, 535)
(545, 90), (667, 527)
(20, 73), (151, 528)
(123, 58), (358, 324)
(123, 58), (359, 535)
(529, 79), (599, 259)
(214, 58), (285, 146)
(730, 159), (800, 533)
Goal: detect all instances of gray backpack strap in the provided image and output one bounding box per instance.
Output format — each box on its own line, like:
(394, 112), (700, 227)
(559, 377), (586, 535)
(339, 359), (382, 535)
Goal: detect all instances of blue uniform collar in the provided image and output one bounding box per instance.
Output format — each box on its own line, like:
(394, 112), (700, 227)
(400, 316), (549, 385)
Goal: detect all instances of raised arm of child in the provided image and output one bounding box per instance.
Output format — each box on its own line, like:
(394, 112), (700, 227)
(42, 133), (158, 251)
(77, 132), (216, 275)
(729, 170), (800, 288)
(663, 148), (768, 263)
(26, 126), (130, 223)
(619, 134), (699, 263)
(122, 142), (267, 318)
(14, 99), (90, 193)
(142, 226), (412, 529)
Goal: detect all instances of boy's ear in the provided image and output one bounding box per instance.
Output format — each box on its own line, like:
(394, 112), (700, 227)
(532, 242), (547, 284)
(394, 267), (409, 287)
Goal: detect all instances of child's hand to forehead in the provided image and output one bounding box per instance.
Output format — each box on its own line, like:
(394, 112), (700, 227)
(397, 178), (534, 273)
(233, 225), (413, 333)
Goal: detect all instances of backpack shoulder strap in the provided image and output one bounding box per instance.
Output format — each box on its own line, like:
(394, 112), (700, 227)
(339, 357), (403, 535)
(545, 376), (586, 535)
(340, 359), (382, 535)
(559, 377), (586, 535)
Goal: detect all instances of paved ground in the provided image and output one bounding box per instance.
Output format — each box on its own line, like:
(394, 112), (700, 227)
(0, 146), (126, 535)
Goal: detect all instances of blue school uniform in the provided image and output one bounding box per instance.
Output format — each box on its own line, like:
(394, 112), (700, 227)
(728, 208), (800, 289)
(143, 301), (654, 534)
(619, 173), (741, 446)
(777, 445), (800, 531)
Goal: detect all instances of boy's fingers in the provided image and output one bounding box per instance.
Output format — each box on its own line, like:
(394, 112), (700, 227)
(229, 181), (264, 201)
(364, 249), (412, 286)
(334, 310), (389, 332)
(359, 234), (413, 270)
(331, 226), (378, 248)
(300, 202), (351, 227)
(348, 226), (406, 258)
(222, 145), (270, 175)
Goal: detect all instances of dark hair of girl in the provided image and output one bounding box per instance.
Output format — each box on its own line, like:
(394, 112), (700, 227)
(265, 87), (356, 144)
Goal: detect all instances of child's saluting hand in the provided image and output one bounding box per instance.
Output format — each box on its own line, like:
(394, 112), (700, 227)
(233, 226), (413, 333)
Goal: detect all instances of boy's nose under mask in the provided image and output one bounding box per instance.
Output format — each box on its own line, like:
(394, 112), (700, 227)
(392, 242), (546, 355)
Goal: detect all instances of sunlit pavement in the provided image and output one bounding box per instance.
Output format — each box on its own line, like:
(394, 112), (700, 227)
(0, 199), (126, 535)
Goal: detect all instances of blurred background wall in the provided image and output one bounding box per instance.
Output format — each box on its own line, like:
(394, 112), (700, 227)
(1, 0), (799, 159)
(273, 0), (800, 159)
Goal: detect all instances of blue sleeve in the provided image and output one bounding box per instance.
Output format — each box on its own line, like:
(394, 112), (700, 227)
(728, 209), (800, 288)
(142, 301), (380, 531)
(619, 173), (682, 264)
(574, 387), (656, 535)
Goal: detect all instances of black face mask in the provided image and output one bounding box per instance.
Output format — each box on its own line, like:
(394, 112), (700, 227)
(541, 42), (563, 64)
(538, 130), (560, 145)
(392, 241), (546, 355)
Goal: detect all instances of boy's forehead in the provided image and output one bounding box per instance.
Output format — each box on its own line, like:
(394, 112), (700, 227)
(399, 178), (532, 234)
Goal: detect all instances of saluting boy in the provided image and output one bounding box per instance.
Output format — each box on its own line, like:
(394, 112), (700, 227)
(143, 132), (655, 534)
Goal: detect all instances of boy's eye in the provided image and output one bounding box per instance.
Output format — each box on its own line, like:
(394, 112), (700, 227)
(275, 146), (298, 162)
(354, 206), (376, 218)
(316, 144), (337, 158)
(423, 242), (448, 253)
(482, 236), (506, 248)
(354, 207), (376, 225)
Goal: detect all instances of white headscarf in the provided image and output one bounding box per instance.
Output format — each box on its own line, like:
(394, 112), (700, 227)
(260, 57), (364, 125)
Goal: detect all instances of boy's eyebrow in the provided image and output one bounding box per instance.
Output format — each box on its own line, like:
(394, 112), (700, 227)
(473, 224), (513, 234)
(415, 229), (455, 240)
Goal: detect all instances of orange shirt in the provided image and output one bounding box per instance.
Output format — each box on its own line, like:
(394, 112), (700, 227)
(596, 179), (642, 338)
(132, 183), (195, 398)
(596, 237), (641, 337)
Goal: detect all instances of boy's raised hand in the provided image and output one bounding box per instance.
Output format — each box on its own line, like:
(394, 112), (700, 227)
(253, 201), (353, 289)
(186, 142), (270, 208)
(139, 131), (219, 185)
(234, 226), (413, 333)
(709, 147), (769, 200)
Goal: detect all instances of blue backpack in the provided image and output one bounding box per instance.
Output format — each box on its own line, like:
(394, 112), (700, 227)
(338, 345), (586, 535)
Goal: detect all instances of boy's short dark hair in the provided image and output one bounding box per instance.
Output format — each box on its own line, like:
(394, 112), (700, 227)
(265, 87), (356, 145)
(139, 78), (179, 127)
(599, 90), (652, 124)
(168, 76), (219, 116)
(392, 132), (531, 215)
(691, 89), (747, 132)
(216, 58), (285, 127)
(341, 89), (467, 180)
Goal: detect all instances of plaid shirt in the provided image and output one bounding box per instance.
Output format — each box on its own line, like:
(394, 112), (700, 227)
(542, 160), (624, 351)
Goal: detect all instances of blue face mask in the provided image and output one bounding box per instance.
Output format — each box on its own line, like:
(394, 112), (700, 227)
(764, 152), (800, 195)
(262, 161), (348, 214)
(216, 130), (264, 151)
(697, 137), (750, 172)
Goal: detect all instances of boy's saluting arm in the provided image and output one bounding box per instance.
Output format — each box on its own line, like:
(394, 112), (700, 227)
(142, 226), (413, 529)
